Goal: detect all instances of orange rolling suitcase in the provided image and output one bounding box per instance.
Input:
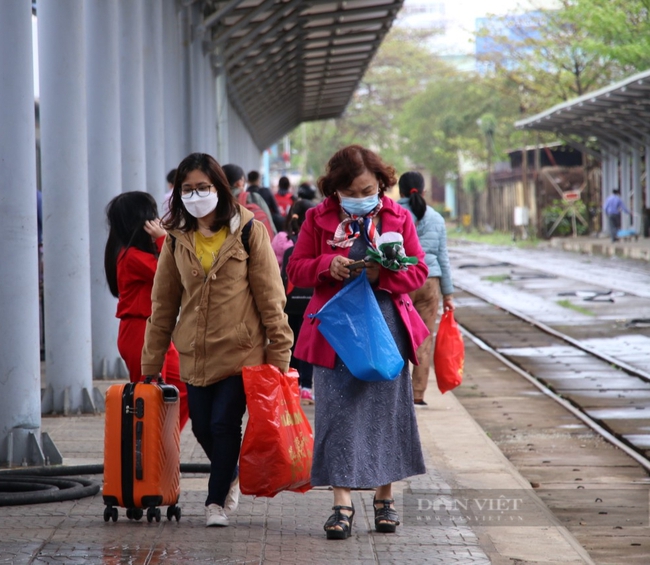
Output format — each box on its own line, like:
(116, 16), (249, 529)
(102, 376), (181, 523)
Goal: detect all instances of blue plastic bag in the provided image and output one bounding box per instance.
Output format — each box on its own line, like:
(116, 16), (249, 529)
(312, 270), (404, 381)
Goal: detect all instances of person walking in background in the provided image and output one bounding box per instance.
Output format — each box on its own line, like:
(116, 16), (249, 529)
(104, 191), (189, 430)
(223, 164), (277, 236)
(270, 197), (314, 268)
(279, 199), (317, 403)
(397, 171), (455, 406)
(297, 181), (318, 202)
(275, 176), (296, 218)
(141, 153), (292, 528)
(162, 168), (177, 218)
(247, 170), (284, 232)
(286, 145), (428, 540)
(603, 188), (631, 242)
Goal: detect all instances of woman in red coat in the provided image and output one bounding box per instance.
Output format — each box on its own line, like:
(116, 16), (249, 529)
(104, 191), (189, 430)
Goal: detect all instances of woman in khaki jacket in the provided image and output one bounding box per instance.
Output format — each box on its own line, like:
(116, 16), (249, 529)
(142, 153), (293, 528)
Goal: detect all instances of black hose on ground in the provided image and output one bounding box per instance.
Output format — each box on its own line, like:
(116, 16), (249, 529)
(0, 462), (210, 507)
(0, 476), (100, 506)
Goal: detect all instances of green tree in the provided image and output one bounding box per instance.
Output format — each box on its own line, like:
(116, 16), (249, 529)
(476, 1), (616, 114)
(398, 71), (522, 181)
(289, 25), (442, 177)
(567, 0), (650, 73)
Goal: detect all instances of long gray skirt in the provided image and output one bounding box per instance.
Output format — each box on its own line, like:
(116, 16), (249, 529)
(311, 288), (426, 488)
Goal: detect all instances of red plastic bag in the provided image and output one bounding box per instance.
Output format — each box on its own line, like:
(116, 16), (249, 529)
(240, 365), (313, 497)
(433, 311), (464, 393)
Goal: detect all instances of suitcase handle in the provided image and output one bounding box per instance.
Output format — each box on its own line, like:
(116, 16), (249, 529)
(144, 374), (164, 384)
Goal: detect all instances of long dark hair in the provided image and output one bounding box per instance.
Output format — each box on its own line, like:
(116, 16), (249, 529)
(165, 153), (237, 233)
(398, 171), (427, 222)
(284, 198), (316, 238)
(104, 191), (159, 298)
(277, 176), (291, 195)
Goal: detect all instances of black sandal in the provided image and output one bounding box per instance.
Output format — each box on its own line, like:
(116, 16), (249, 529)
(324, 504), (355, 540)
(373, 498), (400, 533)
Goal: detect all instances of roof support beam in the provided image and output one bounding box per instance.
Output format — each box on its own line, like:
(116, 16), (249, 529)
(211, 0), (279, 48)
(223, 0), (306, 60)
(200, 0), (241, 33)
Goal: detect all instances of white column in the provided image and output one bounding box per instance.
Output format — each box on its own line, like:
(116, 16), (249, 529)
(189, 2), (206, 152)
(206, 61), (217, 154)
(632, 146), (642, 233)
(600, 149), (609, 235)
(0, 0), (48, 465)
(620, 148), (631, 230)
(646, 143), (650, 230)
(39, 0), (96, 414)
(119, 0), (147, 192)
(215, 55), (230, 165)
(144, 0), (166, 205)
(86, 0), (121, 380)
(162, 0), (184, 169)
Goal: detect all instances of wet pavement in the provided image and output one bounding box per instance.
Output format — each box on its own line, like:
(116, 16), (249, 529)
(0, 376), (593, 565)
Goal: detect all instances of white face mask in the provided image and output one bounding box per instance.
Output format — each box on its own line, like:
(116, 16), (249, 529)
(183, 191), (218, 219)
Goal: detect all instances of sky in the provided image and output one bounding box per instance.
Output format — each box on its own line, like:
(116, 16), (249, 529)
(398, 0), (560, 55)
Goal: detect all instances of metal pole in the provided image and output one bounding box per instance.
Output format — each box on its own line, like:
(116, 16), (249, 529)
(144, 0), (166, 205)
(632, 146), (642, 233)
(215, 52), (230, 164)
(39, 0), (97, 415)
(206, 62), (217, 154)
(119, 0), (147, 192)
(601, 148), (609, 235)
(189, 2), (206, 152)
(86, 0), (121, 380)
(162, 0), (184, 169)
(0, 0), (59, 466)
(646, 144), (650, 215)
(620, 148), (631, 231)
(180, 5), (192, 157)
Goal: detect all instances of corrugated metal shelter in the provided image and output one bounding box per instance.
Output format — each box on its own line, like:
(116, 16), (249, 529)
(0, 0), (403, 466)
(515, 69), (650, 237)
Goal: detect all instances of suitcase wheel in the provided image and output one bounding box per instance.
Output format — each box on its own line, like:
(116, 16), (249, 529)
(167, 505), (182, 522)
(126, 508), (143, 521)
(146, 507), (161, 523)
(104, 506), (118, 523)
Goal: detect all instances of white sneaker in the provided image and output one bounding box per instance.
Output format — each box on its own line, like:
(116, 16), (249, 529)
(224, 477), (240, 514)
(205, 504), (229, 527)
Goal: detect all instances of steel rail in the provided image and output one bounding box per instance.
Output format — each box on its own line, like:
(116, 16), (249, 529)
(459, 324), (650, 474)
(454, 280), (650, 383)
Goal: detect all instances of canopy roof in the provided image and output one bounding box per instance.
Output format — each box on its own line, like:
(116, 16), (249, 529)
(515, 69), (650, 150)
(202, 0), (404, 149)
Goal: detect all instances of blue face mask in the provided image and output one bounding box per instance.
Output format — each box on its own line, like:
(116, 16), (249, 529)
(339, 192), (379, 216)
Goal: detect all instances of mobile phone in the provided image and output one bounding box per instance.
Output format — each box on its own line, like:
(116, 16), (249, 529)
(346, 260), (366, 271)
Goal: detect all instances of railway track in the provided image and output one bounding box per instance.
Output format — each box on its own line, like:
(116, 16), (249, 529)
(451, 245), (650, 470)
(433, 243), (650, 562)
(452, 283), (650, 470)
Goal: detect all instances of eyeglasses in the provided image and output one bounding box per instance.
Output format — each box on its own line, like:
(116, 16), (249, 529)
(180, 183), (214, 199)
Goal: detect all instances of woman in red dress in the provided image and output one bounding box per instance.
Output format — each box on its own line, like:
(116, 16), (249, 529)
(104, 191), (189, 430)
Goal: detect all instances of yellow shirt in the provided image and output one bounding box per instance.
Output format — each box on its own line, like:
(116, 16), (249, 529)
(195, 228), (228, 275)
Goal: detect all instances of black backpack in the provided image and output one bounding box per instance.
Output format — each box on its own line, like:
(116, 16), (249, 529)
(280, 244), (313, 316)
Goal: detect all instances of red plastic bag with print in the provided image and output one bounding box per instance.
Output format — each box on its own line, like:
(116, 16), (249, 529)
(433, 311), (464, 393)
(240, 365), (313, 497)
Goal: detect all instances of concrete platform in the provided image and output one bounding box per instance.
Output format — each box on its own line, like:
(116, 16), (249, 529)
(0, 376), (594, 565)
(548, 235), (650, 262)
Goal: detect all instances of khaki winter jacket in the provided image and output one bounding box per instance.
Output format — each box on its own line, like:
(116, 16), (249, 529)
(141, 205), (293, 386)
